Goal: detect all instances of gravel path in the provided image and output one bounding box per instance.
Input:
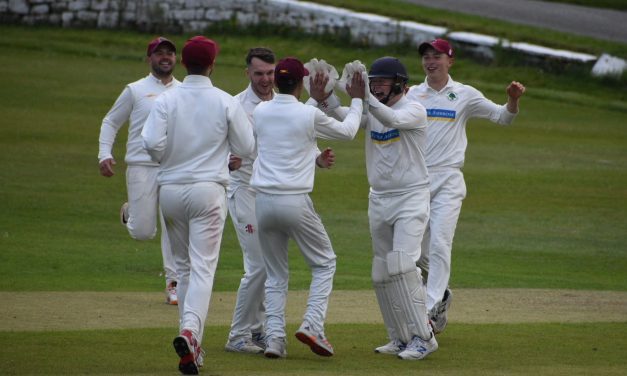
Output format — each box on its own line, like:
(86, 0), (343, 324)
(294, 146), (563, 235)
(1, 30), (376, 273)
(402, 0), (627, 44)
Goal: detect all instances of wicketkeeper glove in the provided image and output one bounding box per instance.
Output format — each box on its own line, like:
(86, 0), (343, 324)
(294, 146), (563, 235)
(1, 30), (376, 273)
(303, 58), (339, 95)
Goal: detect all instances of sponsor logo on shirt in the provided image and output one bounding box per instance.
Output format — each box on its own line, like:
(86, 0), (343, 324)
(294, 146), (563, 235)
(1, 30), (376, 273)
(146, 93), (159, 98)
(427, 108), (456, 122)
(370, 129), (400, 144)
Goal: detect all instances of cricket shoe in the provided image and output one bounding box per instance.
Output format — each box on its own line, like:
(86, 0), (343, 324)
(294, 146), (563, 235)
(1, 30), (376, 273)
(374, 338), (406, 355)
(295, 322), (334, 357)
(166, 281), (178, 305)
(252, 331), (267, 350)
(225, 337), (264, 354)
(430, 288), (453, 334)
(173, 329), (201, 375)
(120, 202), (129, 225)
(264, 337), (287, 359)
(397, 334), (438, 360)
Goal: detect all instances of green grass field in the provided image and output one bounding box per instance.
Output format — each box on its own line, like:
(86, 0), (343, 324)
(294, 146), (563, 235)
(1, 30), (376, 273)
(0, 22), (626, 375)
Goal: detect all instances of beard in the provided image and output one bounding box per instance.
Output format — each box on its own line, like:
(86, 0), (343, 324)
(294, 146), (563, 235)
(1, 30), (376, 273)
(152, 61), (173, 78)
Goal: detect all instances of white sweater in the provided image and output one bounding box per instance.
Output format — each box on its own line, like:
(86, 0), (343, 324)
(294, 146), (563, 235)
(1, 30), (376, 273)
(406, 75), (517, 169)
(251, 94), (362, 195)
(322, 93), (429, 196)
(227, 84), (267, 197)
(141, 75), (255, 186)
(98, 73), (180, 165)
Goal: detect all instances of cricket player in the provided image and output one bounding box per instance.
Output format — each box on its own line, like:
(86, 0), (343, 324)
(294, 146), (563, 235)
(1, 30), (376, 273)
(142, 36), (255, 375)
(407, 39), (526, 334)
(250, 57), (365, 359)
(98, 36), (179, 305)
(310, 56), (437, 360)
(225, 48), (336, 354)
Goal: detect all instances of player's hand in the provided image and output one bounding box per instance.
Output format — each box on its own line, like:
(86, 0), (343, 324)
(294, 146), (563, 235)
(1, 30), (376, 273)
(316, 147), (335, 169)
(309, 72), (332, 102)
(346, 72), (366, 99)
(99, 158), (116, 177)
(507, 81), (526, 99)
(229, 154), (242, 171)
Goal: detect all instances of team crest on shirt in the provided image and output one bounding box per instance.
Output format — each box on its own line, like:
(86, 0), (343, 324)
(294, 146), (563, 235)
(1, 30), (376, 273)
(446, 91), (458, 101)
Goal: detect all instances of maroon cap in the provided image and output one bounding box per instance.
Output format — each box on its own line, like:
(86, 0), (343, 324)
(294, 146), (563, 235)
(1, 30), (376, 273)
(182, 36), (219, 67)
(274, 57), (309, 83)
(418, 38), (454, 57)
(146, 36), (176, 56)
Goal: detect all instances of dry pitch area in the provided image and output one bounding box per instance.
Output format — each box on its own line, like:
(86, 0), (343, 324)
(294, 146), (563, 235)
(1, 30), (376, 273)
(2, 289), (626, 331)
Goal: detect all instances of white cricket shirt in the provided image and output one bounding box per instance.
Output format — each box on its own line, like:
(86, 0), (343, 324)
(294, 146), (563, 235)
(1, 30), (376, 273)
(227, 84), (271, 198)
(251, 94), (363, 195)
(141, 75), (255, 186)
(406, 75), (517, 169)
(98, 73), (180, 165)
(364, 94), (430, 196)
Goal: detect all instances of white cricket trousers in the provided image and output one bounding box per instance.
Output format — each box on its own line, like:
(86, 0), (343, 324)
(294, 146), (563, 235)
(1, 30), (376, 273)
(227, 186), (266, 341)
(125, 165), (177, 285)
(255, 193), (336, 340)
(419, 168), (466, 310)
(159, 182), (228, 344)
(368, 188), (430, 262)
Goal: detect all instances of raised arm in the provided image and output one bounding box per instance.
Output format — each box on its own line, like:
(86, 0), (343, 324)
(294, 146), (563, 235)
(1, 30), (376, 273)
(506, 81), (526, 114)
(368, 94), (427, 130)
(314, 72), (366, 140)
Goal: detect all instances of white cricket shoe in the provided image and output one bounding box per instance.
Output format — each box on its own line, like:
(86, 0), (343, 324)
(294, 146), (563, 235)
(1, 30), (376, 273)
(225, 337), (264, 354)
(374, 338), (406, 355)
(430, 288), (453, 334)
(120, 202), (129, 225)
(264, 337), (287, 359)
(397, 334), (438, 360)
(166, 281), (178, 305)
(295, 322), (334, 357)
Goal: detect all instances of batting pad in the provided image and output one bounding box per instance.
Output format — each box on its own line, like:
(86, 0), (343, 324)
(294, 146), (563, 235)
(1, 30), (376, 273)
(386, 250), (432, 340)
(372, 256), (411, 343)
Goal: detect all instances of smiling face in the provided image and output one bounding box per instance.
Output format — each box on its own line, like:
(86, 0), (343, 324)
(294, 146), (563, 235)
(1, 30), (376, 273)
(421, 47), (454, 83)
(247, 57), (275, 101)
(149, 45), (176, 78)
(369, 77), (405, 106)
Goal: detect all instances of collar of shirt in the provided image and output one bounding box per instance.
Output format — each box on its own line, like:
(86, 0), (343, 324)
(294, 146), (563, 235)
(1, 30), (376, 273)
(148, 72), (177, 87)
(245, 84), (274, 105)
(182, 75), (213, 87)
(273, 93), (299, 103)
(424, 74), (455, 93)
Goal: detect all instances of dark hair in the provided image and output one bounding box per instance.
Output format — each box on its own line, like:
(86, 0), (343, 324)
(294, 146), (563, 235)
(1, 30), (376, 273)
(276, 79), (299, 94)
(246, 47), (275, 66)
(186, 64), (208, 75)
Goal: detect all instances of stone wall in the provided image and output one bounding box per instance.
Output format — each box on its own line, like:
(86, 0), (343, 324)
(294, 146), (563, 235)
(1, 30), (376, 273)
(1, 0), (624, 76)
(0, 0), (443, 43)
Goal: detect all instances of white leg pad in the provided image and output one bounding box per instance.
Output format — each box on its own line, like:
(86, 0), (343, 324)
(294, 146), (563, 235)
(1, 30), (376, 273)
(372, 256), (411, 344)
(386, 250), (432, 340)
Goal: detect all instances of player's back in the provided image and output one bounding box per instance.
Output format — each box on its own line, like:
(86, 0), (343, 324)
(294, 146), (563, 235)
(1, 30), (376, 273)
(251, 94), (318, 195)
